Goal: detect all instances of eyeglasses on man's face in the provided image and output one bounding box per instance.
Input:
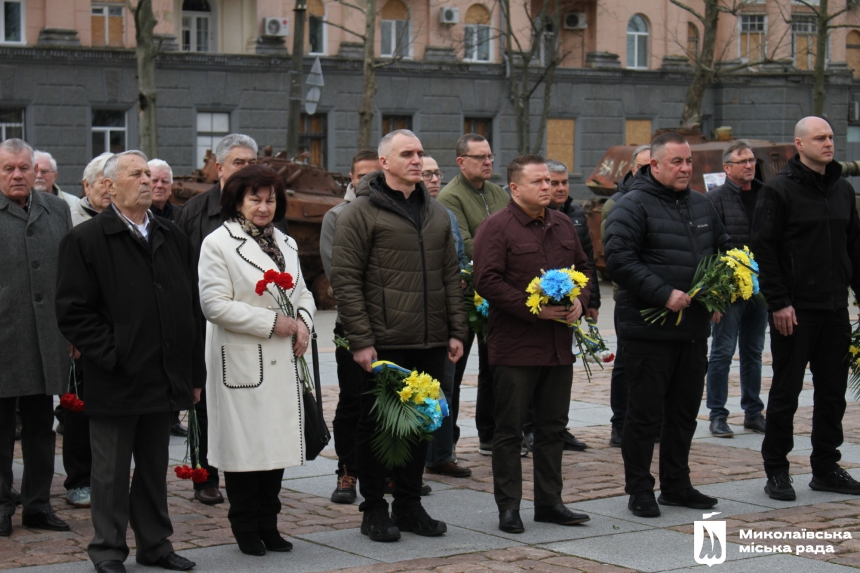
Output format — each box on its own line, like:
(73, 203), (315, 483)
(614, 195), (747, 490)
(421, 170), (442, 181)
(461, 154), (495, 163)
(725, 158), (756, 166)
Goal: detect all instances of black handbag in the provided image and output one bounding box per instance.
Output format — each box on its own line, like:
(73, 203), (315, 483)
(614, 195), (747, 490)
(303, 327), (331, 460)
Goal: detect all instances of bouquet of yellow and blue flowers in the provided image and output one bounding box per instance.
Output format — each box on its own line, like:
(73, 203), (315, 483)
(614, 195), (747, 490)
(525, 266), (589, 315)
(848, 320), (860, 399)
(367, 361), (449, 468)
(462, 261), (489, 341)
(641, 247), (761, 326)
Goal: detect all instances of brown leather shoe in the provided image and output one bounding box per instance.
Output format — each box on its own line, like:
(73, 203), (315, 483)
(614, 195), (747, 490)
(426, 461), (472, 478)
(194, 487), (224, 505)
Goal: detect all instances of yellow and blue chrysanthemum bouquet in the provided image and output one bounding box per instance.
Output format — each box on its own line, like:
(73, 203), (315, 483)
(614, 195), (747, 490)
(641, 246), (762, 326)
(848, 313), (860, 398)
(367, 361), (449, 468)
(462, 261), (489, 340)
(525, 266), (589, 315)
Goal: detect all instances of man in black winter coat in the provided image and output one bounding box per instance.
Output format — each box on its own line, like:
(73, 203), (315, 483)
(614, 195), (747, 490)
(56, 151), (204, 573)
(705, 140), (768, 439)
(753, 116), (860, 501)
(605, 132), (729, 518)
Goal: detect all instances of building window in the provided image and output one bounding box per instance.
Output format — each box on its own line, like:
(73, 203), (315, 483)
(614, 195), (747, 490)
(847, 31), (860, 80)
(539, 18), (557, 67)
(687, 22), (699, 62)
(196, 112), (229, 168)
(464, 117), (492, 149)
(380, 0), (410, 58)
(382, 115), (412, 136)
(308, 0), (325, 54)
(92, 110), (126, 157)
(626, 14), (649, 69)
(740, 14), (766, 62)
(92, 4), (124, 47)
(0, 107), (24, 140)
(625, 119), (652, 146)
(464, 4), (491, 62)
(792, 16), (819, 71)
(182, 0), (213, 52)
(299, 113), (326, 168)
(546, 119), (574, 173)
(1, 0), (24, 43)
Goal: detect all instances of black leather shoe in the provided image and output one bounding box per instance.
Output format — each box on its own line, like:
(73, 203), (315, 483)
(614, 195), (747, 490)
(193, 487), (224, 505)
(170, 423), (188, 438)
(152, 552), (196, 570)
(392, 505), (447, 537)
(743, 413), (766, 434)
(765, 472), (796, 501)
(21, 509), (70, 531)
(259, 529), (292, 552)
(534, 504), (590, 525)
(709, 417), (734, 438)
(560, 429), (587, 451)
(498, 509), (524, 533)
(0, 513), (11, 537)
(609, 426), (622, 448)
(425, 461), (472, 478)
(628, 490), (660, 517)
(95, 560), (126, 573)
(658, 487), (718, 509)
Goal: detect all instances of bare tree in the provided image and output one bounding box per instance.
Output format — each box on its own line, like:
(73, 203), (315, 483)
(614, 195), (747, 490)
(126, 0), (158, 158)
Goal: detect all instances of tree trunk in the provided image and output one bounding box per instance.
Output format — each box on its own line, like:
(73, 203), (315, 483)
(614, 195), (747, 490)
(680, 0), (719, 127)
(812, 0), (828, 117)
(133, 0), (158, 158)
(357, 0), (377, 149)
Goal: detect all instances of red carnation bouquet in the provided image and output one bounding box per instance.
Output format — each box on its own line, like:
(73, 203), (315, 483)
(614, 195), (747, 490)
(255, 269), (313, 384)
(174, 408), (208, 484)
(60, 359), (84, 412)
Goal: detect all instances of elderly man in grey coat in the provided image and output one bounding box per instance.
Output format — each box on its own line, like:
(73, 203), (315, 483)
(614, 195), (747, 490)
(0, 138), (72, 537)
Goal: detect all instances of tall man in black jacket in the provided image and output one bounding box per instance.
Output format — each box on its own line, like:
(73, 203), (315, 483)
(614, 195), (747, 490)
(753, 116), (860, 501)
(605, 132), (728, 518)
(705, 140), (767, 438)
(56, 151), (204, 573)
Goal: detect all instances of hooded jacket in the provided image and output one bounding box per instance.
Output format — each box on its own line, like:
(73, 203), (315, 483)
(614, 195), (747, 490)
(330, 171), (468, 350)
(600, 170), (637, 241)
(604, 167), (729, 341)
(752, 154), (860, 312)
(706, 176), (763, 248)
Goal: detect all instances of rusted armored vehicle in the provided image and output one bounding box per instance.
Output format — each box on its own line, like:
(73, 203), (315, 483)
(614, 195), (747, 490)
(582, 137), (797, 276)
(171, 149), (347, 309)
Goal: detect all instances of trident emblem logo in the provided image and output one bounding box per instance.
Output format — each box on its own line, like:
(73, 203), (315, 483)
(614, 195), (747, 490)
(694, 512), (726, 566)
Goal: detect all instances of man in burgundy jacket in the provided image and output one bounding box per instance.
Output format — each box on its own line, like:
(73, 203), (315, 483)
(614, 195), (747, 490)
(473, 155), (591, 534)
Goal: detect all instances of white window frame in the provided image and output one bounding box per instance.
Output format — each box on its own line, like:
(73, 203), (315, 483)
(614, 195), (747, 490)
(0, 107), (24, 140)
(464, 23), (492, 62)
(182, 11), (214, 53)
(196, 111), (230, 169)
(309, 13), (326, 55)
(626, 15), (649, 70)
(91, 110), (127, 157)
(738, 14), (767, 62)
(0, 0), (26, 45)
(381, 19), (411, 58)
(791, 15), (826, 69)
(92, 3), (125, 47)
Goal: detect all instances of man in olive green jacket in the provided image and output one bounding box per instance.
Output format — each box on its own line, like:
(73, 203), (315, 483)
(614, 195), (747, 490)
(437, 134), (509, 456)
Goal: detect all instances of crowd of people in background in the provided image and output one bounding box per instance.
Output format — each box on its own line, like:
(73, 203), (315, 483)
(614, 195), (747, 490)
(1, 113), (860, 573)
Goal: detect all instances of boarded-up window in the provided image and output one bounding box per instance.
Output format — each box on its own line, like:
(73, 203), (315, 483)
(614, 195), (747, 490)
(792, 16), (817, 71)
(546, 119), (575, 173)
(848, 31), (860, 80)
(382, 115), (412, 136)
(740, 15), (766, 62)
(687, 22), (699, 62)
(381, 0), (410, 57)
(464, 4), (492, 62)
(464, 117), (492, 148)
(626, 119), (652, 146)
(92, 4), (124, 47)
(300, 113), (327, 168)
(308, 0), (325, 54)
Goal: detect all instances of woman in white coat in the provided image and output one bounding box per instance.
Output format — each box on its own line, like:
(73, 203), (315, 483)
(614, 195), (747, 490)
(198, 164), (315, 556)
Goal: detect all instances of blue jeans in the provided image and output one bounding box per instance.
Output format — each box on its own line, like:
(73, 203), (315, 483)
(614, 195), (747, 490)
(706, 297), (767, 421)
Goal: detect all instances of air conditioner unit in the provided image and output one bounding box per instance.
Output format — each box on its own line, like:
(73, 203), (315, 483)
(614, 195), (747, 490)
(263, 17), (289, 37)
(851, 101), (860, 122)
(563, 12), (587, 30)
(439, 7), (459, 25)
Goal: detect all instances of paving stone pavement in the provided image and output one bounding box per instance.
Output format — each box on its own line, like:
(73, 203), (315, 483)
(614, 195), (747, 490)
(5, 303), (860, 572)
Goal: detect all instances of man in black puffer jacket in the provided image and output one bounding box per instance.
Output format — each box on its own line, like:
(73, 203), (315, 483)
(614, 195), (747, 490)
(704, 140), (768, 440)
(605, 132), (729, 518)
(752, 116), (860, 502)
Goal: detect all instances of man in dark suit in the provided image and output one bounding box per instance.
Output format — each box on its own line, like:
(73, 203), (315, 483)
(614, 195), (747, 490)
(57, 151), (205, 573)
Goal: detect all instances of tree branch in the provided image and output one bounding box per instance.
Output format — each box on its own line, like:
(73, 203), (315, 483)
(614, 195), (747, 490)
(669, 0), (704, 23)
(321, 18), (365, 40)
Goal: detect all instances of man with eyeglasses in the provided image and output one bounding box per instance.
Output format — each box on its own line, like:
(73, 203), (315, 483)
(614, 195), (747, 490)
(438, 134), (510, 457)
(34, 150), (78, 209)
(705, 140), (767, 440)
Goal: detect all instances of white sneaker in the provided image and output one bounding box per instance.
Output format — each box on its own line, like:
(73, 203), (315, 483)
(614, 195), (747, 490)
(66, 486), (91, 508)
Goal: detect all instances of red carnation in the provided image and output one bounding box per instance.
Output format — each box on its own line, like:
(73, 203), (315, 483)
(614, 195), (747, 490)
(604, 353), (616, 363)
(255, 279), (268, 296)
(274, 272), (294, 290)
(191, 467), (209, 484)
(263, 269), (279, 282)
(174, 465), (193, 480)
(60, 392), (84, 412)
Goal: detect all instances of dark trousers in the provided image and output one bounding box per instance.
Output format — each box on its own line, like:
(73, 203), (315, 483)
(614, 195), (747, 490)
(492, 365), (573, 511)
(474, 339), (495, 444)
(63, 362), (91, 491)
(88, 412), (173, 566)
(332, 323), (365, 476)
(223, 469), (285, 533)
(609, 343), (628, 429)
(451, 333), (475, 444)
(190, 388), (219, 491)
(0, 394), (55, 515)
(356, 347), (446, 513)
(622, 338), (707, 495)
(426, 358), (456, 467)
(762, 308), (850, 477)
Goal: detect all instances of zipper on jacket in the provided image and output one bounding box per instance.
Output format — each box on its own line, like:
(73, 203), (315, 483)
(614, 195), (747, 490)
(418, 224), (429, 347)
(479, 191), (490, 217)
(677, 198), (702, 257)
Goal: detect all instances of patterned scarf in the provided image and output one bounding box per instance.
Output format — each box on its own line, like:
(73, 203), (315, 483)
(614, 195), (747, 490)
(237, 214), (285, 272)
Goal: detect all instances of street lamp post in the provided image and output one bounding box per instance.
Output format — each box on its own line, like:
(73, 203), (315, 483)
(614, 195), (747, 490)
(287, 0), (307, 160)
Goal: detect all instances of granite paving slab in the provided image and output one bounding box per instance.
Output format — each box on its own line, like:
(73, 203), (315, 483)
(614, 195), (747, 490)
(661, 553), (859, 572)
(695, 473), (860, 509)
